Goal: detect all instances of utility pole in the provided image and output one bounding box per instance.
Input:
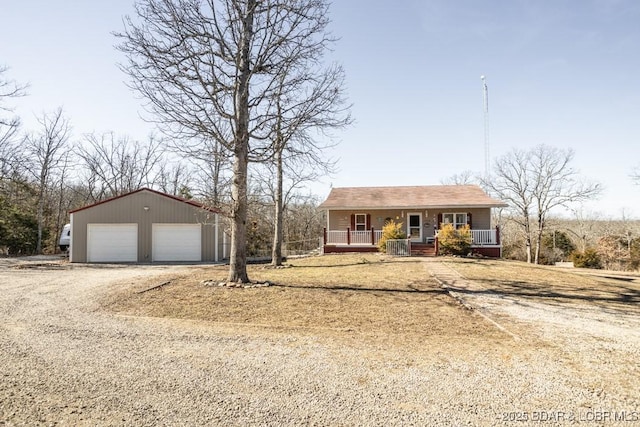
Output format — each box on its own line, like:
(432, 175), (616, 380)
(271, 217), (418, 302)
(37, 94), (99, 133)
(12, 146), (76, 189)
(481, 75), (490, 177)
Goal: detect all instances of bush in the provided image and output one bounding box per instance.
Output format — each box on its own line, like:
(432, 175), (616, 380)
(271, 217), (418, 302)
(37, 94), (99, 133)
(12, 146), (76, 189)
(570, 248), (602, 269)
(438, 223), (471, 256)
(377, 219), (406, 252)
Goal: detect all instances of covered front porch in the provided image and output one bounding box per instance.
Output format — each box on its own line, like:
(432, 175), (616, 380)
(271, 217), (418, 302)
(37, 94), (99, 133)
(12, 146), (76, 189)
(322, 227), (502, 257)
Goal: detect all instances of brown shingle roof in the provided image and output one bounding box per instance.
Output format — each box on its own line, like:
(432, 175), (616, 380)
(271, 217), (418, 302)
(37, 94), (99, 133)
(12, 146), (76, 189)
(318, 185), (507, 210)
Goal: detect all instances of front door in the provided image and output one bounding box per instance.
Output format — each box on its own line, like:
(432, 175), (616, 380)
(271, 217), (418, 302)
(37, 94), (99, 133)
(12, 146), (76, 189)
(407, 213), (422, 242)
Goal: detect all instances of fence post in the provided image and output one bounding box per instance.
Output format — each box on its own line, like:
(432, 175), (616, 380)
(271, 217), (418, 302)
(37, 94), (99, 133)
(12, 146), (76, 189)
(323, 227), (327, 245)
(496, 225), (500, 245)
(347, 227), (351, 245)
(371, 227), (375, 245)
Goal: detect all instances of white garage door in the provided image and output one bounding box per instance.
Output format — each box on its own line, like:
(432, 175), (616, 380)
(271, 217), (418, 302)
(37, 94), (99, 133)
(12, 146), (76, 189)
(87, 224), (138, 262)
(152, 224), (202, 262)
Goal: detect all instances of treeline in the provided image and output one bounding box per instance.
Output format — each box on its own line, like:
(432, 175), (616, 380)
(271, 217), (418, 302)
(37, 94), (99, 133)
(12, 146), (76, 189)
(446, 143), (639, 272)
(0, 71), (324, 256)
(500, 216), (640, 271)
(0, 126), (325, 256)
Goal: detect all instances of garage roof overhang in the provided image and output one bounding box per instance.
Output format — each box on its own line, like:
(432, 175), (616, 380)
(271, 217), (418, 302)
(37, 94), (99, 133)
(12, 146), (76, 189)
(69, 188), (219, 214)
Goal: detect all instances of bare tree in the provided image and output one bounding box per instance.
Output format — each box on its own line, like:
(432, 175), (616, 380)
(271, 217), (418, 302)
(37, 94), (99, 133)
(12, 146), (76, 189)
(284, 194), (324, 253)
(155, 160), (193, 198)
(77, 132), (164, 201)
(266, 60), (350, 266)
(440, 170), (478, 186)
(23, 108), (72, 254)
(116, 0), (340, 283)
(170, 136), (232, 207)
(483, 145), (601, 264)
(632, 166), (640, 185)
(0, 65), (28, 178)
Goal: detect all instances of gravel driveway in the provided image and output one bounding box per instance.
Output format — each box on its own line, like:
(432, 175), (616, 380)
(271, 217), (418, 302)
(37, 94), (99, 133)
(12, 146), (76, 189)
(1, 257), (639, 426)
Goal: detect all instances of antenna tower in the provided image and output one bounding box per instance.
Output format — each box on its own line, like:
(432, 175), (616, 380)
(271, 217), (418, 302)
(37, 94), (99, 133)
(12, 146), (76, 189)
(481, 75), (490, 177)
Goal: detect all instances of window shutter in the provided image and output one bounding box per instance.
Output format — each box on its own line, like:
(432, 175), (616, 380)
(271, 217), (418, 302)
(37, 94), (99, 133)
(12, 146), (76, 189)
(350, 214), (355, 229)
(437, 213), (443, 228)
(467, 213), (472, 228)
(366, 214), (371, 229)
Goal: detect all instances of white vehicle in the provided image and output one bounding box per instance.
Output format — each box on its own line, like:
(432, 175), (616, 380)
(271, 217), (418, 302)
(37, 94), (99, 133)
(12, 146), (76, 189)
(59, 223), (71, 252)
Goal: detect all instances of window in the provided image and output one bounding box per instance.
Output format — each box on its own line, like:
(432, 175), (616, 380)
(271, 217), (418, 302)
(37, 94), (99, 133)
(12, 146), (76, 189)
(442, 213), (467, 229)
(355, 214), (367, 231)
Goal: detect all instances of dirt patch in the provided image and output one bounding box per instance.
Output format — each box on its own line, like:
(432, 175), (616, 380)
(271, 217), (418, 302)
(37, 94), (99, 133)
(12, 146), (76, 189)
(105, 254), (511, 349)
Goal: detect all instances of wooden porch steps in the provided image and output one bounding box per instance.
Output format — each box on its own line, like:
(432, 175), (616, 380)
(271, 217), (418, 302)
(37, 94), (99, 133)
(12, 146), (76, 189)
(411, 243), (436, 257)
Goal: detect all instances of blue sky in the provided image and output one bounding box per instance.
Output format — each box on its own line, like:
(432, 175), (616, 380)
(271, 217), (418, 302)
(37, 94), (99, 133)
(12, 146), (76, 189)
(2, 1), (639, 218)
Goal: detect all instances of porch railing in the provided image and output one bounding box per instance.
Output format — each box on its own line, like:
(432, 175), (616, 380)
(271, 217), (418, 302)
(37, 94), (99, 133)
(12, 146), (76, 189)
(325, 228), (500, 246)
(325, 230), (349, 244)
(470, 229), (497, 245)
(324, 228), (382, 246)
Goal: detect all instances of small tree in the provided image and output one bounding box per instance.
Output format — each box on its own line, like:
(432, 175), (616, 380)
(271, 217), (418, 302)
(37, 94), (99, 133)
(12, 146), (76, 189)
(377, 219), (406, 252)
(571, 247), (602, 269)
(438, 224), (472, 256)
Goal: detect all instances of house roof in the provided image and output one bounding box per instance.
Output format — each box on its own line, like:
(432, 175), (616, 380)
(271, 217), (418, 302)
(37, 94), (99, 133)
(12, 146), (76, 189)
(318, 185), (508, 210)
(69, 188), (218, 214)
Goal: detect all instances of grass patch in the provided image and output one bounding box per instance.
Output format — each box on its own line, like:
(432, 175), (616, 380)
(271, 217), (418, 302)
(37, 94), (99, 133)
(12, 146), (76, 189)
(107, 253), (508, 347)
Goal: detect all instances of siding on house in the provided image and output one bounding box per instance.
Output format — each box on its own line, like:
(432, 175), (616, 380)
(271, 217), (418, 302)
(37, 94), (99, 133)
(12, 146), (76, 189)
(327, 208), (493, 231)
(70, 189), (223, 263)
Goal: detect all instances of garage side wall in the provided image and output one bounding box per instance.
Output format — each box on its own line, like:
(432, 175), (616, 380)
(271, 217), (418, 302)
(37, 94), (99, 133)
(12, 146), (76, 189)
(70, 191), (220, 263)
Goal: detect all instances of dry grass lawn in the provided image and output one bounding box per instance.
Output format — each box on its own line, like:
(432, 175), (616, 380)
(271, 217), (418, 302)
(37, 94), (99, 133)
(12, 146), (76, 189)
(443, 257), (640, 314)
(106, 254), (509, 349)
(104, 254), (640, 355)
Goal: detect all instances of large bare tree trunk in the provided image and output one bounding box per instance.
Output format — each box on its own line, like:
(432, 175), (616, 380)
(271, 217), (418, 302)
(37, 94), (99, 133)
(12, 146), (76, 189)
(271, 149), (284, 266)
(229, 146), (249, 282)
(227, 0), (255, 283)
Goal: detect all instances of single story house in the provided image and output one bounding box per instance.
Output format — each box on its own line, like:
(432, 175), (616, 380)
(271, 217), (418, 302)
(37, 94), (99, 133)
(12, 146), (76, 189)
(69, 188), (227, 263)
(318, 184), (508, 257)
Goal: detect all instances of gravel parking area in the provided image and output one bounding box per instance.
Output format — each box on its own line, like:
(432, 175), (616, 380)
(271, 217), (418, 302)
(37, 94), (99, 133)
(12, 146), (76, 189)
(1, 257), (639, 426)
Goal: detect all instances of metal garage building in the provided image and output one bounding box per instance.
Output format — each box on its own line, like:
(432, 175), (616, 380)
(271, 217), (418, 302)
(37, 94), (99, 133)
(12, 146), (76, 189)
(69, 188), (226, 263)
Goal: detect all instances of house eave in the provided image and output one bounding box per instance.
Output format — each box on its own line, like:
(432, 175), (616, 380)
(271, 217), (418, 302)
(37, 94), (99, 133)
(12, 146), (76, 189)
(321, 204), (508, 211)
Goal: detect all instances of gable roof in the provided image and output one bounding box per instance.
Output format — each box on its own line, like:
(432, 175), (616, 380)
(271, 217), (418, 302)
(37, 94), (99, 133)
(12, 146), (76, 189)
(318, 185), (507, 210)
(69, 188), (218, 214)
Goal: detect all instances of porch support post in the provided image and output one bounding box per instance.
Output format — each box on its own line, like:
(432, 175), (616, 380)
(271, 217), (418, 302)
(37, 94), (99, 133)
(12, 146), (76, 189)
(371, 227), (375, 245)
(496, 225), (500, 245)
(347, 227), (351, 245)
(323, 227), (327, 245)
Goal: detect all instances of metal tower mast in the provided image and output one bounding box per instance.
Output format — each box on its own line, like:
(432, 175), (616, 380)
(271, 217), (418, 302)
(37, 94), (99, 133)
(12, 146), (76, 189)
(481, 75), (490, 177)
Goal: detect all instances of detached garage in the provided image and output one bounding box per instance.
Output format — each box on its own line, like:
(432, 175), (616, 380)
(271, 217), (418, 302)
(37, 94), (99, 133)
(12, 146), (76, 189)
(69, 188), (226, 263)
